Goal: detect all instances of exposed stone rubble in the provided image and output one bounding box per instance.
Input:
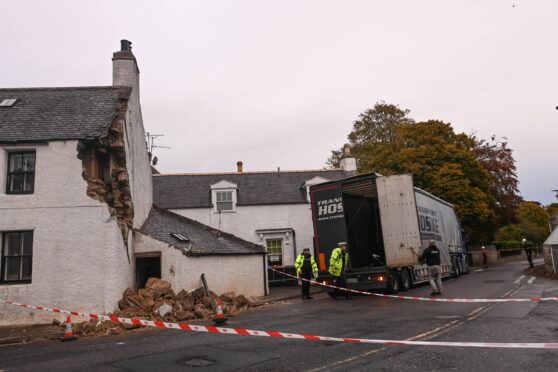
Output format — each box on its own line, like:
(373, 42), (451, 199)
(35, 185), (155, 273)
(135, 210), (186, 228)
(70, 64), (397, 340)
(72, 278), (255, 337)
(77, 86), (134, 252)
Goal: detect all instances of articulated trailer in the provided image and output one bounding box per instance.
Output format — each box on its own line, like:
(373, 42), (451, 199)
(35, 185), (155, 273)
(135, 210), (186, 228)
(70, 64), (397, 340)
(310, 173), (468, 294)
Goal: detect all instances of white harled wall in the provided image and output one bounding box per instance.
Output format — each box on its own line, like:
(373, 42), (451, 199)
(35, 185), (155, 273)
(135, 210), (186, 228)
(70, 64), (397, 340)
(133, 233), (265, 297)
(172, 203), (315, 266)
(0, 141), (133, 325)
(113, 55), (153, 230)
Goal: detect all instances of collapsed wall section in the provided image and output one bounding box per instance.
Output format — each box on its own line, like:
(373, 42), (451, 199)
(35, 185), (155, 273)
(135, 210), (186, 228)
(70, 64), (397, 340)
(77, 87), (134, 256)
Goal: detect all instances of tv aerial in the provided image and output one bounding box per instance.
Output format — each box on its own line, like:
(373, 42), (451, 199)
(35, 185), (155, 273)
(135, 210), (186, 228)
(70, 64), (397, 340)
(145, 132), (171, 165)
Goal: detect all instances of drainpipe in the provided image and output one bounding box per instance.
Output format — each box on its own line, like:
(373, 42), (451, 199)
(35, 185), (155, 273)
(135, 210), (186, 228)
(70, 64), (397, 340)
(292, 230), (297, 266)
(263, 254), (269, 296)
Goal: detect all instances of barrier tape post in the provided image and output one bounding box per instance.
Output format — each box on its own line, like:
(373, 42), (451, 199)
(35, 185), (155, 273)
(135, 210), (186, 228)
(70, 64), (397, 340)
(1, 299), (558, 349)
(60, 315), (78, 342)
(270, 268), (558, 304)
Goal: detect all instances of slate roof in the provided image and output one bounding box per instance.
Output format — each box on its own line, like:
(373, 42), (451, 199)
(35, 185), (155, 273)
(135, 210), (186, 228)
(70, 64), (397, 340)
(0, 86), (121, 143)
(140, 206), (266, 256)
(544, 226), (558, 246)
(153, 169), (355, 209)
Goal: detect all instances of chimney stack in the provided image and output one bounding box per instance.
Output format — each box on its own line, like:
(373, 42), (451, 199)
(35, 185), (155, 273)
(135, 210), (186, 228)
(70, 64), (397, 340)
(237, 161), (243, 173)
(112, 39), (139, 89)
(343, 143), (351, 157)
(340, 143), (357, 172)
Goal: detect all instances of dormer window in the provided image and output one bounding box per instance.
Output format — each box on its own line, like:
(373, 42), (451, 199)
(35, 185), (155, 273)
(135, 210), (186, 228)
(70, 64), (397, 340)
(210, 180), (238, 213)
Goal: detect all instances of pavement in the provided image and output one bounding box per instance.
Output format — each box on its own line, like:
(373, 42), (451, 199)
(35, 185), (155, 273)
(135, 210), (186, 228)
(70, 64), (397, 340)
(1, 258), (557, 371)
(0, 284), (321, 346)
(257, 284), (322, 304)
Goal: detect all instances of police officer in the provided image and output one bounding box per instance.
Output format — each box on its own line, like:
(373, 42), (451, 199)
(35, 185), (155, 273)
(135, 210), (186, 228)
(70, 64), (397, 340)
(295, 248), (318, 299)
(419, 239), (443, 296)
(328, 242), (350, 299)
(522, 238), (534, 268)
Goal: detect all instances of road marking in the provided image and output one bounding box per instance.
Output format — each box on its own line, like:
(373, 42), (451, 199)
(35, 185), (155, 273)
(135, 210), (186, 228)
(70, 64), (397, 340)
(514, 275), (525, 284)
(528, 277), (536, 284)
(306, 318), (464, 372)
(312, 283), (529, 372)
(474, 269), (483, 272)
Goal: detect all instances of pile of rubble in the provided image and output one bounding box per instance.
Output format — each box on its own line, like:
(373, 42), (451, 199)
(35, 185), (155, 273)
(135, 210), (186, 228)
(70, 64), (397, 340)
(72, 277), (256, 337)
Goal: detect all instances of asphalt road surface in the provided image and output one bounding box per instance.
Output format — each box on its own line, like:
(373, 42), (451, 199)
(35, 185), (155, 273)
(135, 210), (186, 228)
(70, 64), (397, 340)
(1, 259), (557, 372)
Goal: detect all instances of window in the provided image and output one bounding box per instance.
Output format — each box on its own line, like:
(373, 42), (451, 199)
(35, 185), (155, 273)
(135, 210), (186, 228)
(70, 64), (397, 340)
(0, 98), (18, 107)
(266, 239), (283, 265)
(171, 233), (189, 242)
(6, 151), (36, 194)
(1, 231), (33, 283)
(216, 191), (233, 211)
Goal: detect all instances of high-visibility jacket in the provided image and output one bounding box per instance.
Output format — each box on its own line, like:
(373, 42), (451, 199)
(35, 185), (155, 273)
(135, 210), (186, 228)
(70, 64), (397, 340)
(295, 254), (318, 277)
(328, 247), (349, 277)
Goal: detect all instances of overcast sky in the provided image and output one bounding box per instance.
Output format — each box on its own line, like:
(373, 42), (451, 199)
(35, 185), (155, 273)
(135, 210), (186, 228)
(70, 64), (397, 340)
(1, 0), (557, 204)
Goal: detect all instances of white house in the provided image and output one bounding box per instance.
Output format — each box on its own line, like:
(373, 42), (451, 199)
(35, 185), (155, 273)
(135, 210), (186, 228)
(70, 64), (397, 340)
(152, 156), (356, 274)
(0, 41), (265, 325)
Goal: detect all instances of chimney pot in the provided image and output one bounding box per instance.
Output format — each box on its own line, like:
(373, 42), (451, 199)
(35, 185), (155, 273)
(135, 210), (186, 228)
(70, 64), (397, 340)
(121, 39), (132, 51)
(237, 161), (243, 173)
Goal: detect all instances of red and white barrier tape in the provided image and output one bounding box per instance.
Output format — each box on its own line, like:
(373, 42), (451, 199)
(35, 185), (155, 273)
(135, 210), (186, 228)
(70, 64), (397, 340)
(272, 269), (558, 303)
(1, 299), (557, 349)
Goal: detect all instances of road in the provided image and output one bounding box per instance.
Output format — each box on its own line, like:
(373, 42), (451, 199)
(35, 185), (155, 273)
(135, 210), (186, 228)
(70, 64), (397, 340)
(1, 259), (557, 372)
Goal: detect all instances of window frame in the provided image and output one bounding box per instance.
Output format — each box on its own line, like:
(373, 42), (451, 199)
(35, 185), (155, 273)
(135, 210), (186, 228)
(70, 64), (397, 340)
(6, 151), (36, 195)
(1, 231), (34, 284)
(265, 238), (284, 266)
(215, 190), (234, 212)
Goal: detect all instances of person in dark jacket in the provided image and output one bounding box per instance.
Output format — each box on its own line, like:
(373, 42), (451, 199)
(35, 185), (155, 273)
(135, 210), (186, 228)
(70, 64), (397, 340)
(522, 239), (534, 268)
(419, 239), (443, 296)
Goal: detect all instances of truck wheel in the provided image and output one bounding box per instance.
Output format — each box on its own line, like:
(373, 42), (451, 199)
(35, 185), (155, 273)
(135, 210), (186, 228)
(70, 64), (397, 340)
(399, 270), (411, 291)
(387, 273), (399, 294)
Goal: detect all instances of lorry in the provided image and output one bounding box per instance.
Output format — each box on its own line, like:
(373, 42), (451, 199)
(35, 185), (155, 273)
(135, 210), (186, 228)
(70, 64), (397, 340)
(310, 173), (468, 294)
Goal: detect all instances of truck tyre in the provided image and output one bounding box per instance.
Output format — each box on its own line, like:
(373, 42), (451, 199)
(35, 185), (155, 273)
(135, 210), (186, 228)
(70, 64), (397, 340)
(399, 270), (411, 291)
(387, 272), (399, 294)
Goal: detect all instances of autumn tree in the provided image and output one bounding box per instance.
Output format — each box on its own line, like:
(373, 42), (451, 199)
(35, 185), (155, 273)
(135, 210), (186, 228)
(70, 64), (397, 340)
(327, 102), (413, 168)
(327, 102), (502, 243)
(470, 135), (521, 226)
(546, 203), (558, 219)
(495, 201), (550, 245)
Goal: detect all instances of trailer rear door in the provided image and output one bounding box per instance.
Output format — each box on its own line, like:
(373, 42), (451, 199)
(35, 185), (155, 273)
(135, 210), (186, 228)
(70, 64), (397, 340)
(376, 174), (421, 267)
(310, 183), (348, 272)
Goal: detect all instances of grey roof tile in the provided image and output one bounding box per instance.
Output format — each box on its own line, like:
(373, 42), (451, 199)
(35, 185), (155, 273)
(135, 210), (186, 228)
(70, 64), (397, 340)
(153, 169), (355, 209)
(140, 206), (265, 255)
(0, 86), (120, 143)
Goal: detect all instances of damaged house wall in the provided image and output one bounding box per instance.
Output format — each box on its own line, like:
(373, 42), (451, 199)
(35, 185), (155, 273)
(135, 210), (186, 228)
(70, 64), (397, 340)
(78, 87), (135, 255)
(0, 141), (131, 325)
(0, 41), (152, 325)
